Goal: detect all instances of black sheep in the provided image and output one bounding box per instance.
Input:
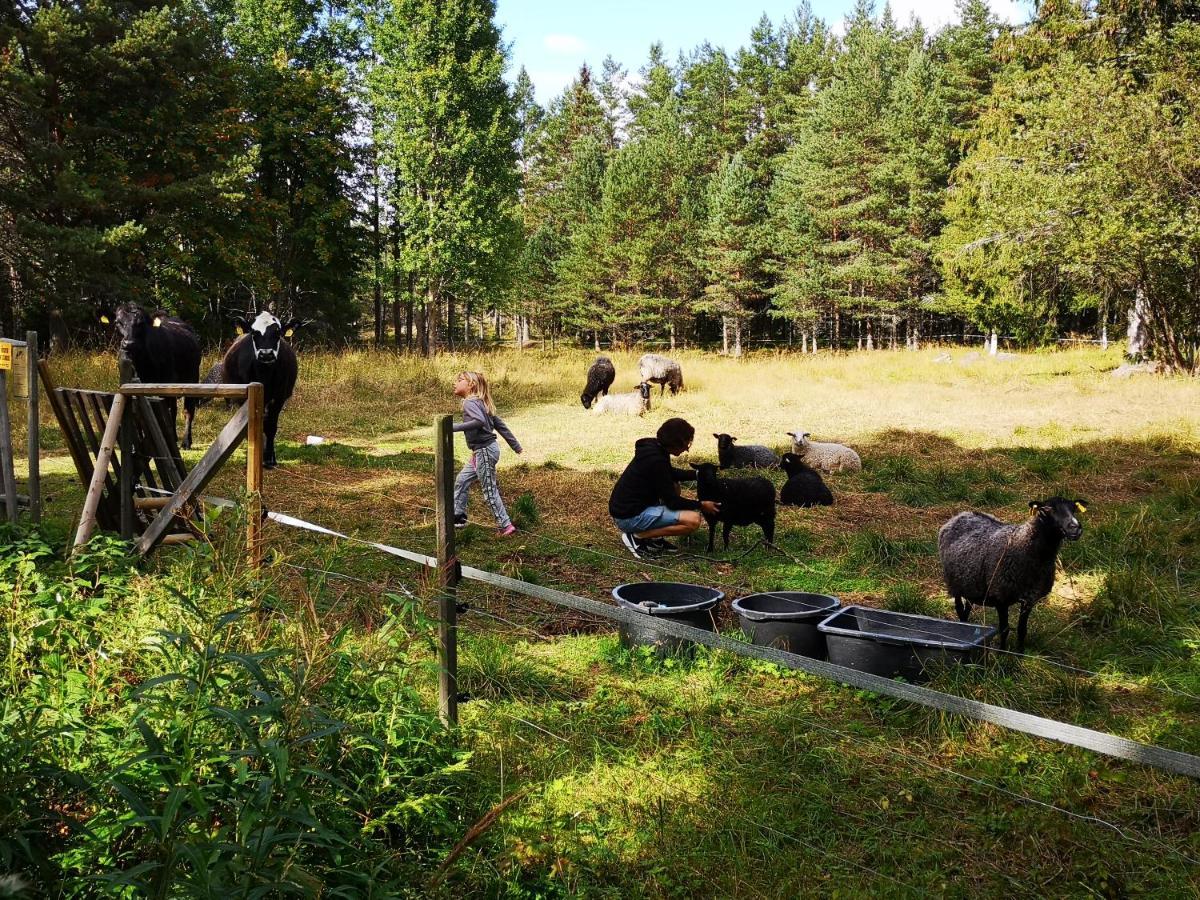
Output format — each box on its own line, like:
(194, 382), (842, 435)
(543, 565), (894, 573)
(779, 453), (833, 507)
(222, 312), (301, 469)
(580, 356), (616, 408)
(938, 497), (1087, 651)
(101, 303), (202, 449)
(690, 462), (776, 552)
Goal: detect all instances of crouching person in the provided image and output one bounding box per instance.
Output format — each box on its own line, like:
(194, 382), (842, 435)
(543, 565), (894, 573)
(609, 417), (720, 559)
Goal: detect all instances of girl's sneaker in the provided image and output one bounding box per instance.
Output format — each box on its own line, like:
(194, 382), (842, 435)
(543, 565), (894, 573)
(496, 523), (517, 537)
(454, 514), (468, 528)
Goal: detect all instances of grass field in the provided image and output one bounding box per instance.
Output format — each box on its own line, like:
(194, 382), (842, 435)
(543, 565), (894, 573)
(14, 345), (1200, 896)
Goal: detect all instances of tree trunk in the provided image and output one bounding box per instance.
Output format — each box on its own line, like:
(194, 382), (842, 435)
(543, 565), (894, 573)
(865, 319), (873, 351)
(989, 330), (998, 355)
(372, 155), (383, 347)
(446, 293), (455, 351)
(1126, 286), (1150, 360)
(722, 318), (729, 355)
(734, 319), (742, 358)
(669, 319), (676, 351)
(833, 306), (841, 349)
(801, 331), (807, 354)
(416, 299), (428, 357)
(405, 273), (415, 351)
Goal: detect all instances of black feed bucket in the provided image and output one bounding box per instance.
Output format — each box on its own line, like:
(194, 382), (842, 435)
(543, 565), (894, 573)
(818, 606), (996, 681)
(612, 582), (723, 655)
(731, 592), (841, 658)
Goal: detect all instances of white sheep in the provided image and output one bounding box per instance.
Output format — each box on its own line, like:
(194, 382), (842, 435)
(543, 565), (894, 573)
(594, 382), (652, 416)
(786, 431), (862, 474)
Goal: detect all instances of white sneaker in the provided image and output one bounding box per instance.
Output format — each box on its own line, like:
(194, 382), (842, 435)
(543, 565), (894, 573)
(620, 532), (644, 558)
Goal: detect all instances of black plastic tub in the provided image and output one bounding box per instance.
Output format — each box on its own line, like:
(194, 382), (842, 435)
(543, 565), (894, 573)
(612, 582), (723, 654)
(818, 606), (996, 681)
(731, 592), (840, 658)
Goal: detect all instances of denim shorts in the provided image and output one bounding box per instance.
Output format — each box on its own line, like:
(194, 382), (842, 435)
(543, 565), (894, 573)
(612, 505), (681, 535)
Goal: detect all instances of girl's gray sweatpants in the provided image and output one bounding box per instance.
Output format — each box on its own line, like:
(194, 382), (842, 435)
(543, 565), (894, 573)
(453, 441), (511, 528)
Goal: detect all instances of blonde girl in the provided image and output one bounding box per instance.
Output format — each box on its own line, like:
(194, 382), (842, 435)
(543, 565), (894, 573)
(451, 371), (523, 535)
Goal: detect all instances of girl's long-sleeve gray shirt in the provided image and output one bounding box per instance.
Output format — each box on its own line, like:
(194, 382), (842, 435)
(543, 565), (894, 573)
(452, 397), (522, 452)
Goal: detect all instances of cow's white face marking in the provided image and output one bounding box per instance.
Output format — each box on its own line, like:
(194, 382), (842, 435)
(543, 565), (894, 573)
(252, 312), (279, 335)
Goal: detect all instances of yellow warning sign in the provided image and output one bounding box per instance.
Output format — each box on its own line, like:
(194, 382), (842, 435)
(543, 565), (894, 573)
(0, 343), (10, 371)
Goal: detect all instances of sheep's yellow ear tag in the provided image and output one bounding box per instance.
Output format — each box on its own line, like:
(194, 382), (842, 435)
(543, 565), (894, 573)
(1075, 501), (1087, 513)
(153, 316), (163, 327)
(284, 327), (294, 338)
(99, 314), (110, 324)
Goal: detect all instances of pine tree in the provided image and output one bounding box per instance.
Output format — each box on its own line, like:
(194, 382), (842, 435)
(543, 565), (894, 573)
(699, 153), (767, 355)
(368, 0), (519, 355)
(0, 0), (250, 344)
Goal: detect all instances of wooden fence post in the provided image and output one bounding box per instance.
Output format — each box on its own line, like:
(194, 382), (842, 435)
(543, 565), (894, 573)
(0, 368), (15, 523)
(119, 403), (134, 540)
(434, 414), (459, 728)
(26, 331), (39, 523)
(73, 393), (127, 547)
(245, 382), (263, 569)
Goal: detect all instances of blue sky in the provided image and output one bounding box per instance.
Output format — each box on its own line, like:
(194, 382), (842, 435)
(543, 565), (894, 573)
(497, 0), (1030, 104)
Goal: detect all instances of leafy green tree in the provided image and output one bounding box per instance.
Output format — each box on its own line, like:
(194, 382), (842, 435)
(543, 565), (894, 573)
(368, 0), (519, 355)
(771, 1), (909, 348)
(941, 12), (1200, 370)
(699, 153), (767, 355)
(0, 0), (250, 344)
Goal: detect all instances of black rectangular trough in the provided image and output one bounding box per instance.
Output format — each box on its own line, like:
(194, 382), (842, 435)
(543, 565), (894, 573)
(817, 606), (996, 681)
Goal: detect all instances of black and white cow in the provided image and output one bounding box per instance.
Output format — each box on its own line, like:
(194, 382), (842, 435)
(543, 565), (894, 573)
(101, 303), (202, 449)
(221, 311), (301, 469)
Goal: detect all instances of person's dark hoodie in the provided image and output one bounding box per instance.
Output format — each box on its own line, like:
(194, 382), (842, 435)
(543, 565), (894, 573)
(609, 438), (700, 519)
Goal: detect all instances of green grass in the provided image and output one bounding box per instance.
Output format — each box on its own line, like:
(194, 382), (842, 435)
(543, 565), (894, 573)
(9, 345), (1200, 896)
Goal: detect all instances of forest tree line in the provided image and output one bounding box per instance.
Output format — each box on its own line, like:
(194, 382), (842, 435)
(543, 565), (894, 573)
(2, 0), (1198, 370)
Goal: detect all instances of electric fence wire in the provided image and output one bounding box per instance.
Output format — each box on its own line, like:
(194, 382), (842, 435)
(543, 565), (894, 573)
(139, 468), (1200, 707)
(218, 509), (1200, 870)
(197, 458), (1200, 706)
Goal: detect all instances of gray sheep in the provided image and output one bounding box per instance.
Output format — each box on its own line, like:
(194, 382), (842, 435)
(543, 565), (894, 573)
(938, 497), (1087, 651)
(638, 353), (684, 395)
(593, 382), (652, 416)
(786, 431), (862, 473)
(714, 433), (779, 469)
(580, 356), (616, 408)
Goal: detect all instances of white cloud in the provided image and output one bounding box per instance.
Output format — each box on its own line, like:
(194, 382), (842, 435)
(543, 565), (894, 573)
(543, 33), (587, 54)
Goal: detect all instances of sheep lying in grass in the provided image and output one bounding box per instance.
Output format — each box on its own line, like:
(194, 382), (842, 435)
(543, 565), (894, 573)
(779, 453), (833, 507)
(714, 433), (779, 469)
(690, 462), (776, 552)
(580, 356), (616, 408)
(787, 431), (862, 473)
(938, 497), (1087, 651)
(638, 353), (684, 395)
(593, 382), (651, 416)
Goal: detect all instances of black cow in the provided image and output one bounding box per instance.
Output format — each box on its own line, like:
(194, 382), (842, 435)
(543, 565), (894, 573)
(222, 311), (300, 469)
(101, 303), (202, 449)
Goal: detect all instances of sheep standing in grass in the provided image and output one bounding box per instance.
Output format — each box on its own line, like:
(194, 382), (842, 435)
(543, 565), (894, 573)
(714, 433), (779, 469)
(779, 453), (833, 507)
(938, 497), (1087, 651)
(690, 462), (776, 552)
(594, 382), (652, 416)
(638, 353), (684, 395)
(787, 431), (862, 474)
(580, 356), (616, 408)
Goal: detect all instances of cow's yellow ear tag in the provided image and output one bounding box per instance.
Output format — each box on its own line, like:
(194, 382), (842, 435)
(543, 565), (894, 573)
(284, 328), (294, 338)
(235, 325), (245, 335)
(99, 314), (110, 324)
